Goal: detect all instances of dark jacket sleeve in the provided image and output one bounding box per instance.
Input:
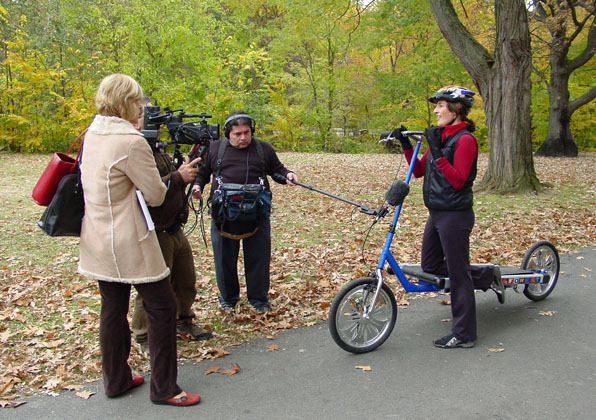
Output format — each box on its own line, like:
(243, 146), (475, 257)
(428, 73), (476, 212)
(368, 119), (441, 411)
(261, 140), (293, 184)
(194, 140), (217, 190)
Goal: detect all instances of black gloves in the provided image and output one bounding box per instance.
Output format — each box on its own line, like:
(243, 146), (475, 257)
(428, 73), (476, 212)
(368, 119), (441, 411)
(390, 125), (412, 151)
(424, 126), (443, 160)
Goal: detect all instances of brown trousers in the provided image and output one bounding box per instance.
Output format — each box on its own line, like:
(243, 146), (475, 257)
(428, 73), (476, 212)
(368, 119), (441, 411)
(98, 278), (182, 401)
(131, 228), (197, 343)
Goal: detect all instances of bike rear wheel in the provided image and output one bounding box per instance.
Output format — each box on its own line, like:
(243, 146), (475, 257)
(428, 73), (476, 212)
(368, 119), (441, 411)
(329, 277), (397, 353)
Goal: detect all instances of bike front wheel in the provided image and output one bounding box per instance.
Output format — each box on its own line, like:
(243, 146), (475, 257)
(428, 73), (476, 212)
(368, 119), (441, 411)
(329, 277), (397, 353)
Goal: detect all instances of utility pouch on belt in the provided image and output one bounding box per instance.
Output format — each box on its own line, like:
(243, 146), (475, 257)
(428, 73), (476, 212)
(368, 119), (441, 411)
(210, 182), (272, 223)
(209, 138), (272, 239)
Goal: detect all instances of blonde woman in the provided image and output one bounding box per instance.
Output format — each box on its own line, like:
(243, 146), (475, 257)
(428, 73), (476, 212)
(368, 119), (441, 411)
(78, 74), (200, 406)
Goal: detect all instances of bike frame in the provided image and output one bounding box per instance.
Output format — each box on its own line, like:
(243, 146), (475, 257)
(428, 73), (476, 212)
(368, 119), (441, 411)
(366, 136), (439, 318)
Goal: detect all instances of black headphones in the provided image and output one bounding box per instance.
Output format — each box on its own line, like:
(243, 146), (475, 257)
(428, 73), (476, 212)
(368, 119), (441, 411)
(223, 113), (256, 138)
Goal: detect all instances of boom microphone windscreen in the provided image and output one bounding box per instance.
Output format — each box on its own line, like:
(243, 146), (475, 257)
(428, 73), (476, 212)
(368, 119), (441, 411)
(384, 180), (410, 206)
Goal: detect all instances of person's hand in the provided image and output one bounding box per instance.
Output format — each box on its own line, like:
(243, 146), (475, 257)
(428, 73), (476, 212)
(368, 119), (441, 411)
(390, 125), (412, 151)
(191, 184), (202, 199)
(285, 172), (298, 186)
(178, 156), (202, 184)
(424, 126), (443, 160)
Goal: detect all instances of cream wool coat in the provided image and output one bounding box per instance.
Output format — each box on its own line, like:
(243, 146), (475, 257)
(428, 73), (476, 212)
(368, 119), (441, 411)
(78, 115), (170, 284)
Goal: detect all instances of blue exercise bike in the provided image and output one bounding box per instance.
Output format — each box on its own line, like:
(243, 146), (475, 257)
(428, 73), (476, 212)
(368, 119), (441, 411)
(327, 131), (560, 354)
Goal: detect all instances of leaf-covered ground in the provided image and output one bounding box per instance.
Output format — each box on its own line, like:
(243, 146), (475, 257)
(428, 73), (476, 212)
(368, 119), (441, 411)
(1, 152), (595, 403)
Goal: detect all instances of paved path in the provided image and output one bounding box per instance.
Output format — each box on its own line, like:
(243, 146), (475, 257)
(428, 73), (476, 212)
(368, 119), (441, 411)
(4, 246), (596, 420)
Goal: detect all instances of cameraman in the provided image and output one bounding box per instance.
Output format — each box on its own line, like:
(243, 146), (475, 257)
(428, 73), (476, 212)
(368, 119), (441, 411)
(131, 98), (212, 355)
(192, 110), (298, 313)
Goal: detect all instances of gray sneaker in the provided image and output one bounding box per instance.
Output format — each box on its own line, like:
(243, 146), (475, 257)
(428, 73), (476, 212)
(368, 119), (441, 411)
(252, 303), (270, 313)
(433, 334), (475, 349)
(220, 301), (236, 313)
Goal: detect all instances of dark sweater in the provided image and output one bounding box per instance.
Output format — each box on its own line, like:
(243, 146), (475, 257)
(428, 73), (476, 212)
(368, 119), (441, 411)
(195, 138), (292, 197)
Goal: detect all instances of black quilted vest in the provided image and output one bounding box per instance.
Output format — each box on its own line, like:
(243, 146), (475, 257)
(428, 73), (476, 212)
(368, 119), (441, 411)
(423, 129), (477, 211)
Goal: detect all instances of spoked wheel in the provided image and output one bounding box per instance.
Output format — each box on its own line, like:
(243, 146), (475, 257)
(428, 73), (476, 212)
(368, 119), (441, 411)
(522, 241), (560, 301)
(328, 277), (397, 353)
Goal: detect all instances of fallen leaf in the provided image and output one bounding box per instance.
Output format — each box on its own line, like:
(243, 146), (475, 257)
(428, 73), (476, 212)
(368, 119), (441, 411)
(355, 365), (372, 371)
(440, 300), (451, 305)
(266, 344), (280, 352)
(219, 363), (241, 376)
(0, 400), (26, 408)
(42, 378), (61, 390)
(204, 366), (220, 375)
(397, 299), (409, 308)
(55, 365), (66, 377)
(488, 348), (505, 353)
(0, 330), (14, 343)
(207, 348), (230, 359)
(75, 390), (95, 400)
(0, 378), (18, 396)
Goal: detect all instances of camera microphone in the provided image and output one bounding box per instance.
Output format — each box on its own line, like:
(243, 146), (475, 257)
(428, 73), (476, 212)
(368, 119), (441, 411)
(384, 180), (410, 206)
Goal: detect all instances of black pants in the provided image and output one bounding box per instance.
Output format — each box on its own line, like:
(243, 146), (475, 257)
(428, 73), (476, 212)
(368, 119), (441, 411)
(421, 208), (493, 342)
(211, 218), (271, 306)
(98, 279), (181, 401)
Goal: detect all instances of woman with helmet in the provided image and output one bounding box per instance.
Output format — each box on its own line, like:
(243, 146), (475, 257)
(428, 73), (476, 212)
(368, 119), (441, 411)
(392, 85), (505, 349)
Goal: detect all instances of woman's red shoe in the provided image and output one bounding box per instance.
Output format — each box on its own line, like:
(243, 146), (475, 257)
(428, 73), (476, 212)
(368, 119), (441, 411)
(131, 375), (144, 389)
(152, 391), (201, 407)
(107, 375), (145, 398)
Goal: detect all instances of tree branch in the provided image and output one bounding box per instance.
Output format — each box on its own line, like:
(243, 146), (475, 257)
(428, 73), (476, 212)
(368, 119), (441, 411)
(568, 18), (596, 71)
(569, 85), (596, 116)
(567, 6), (593, 44)
(428, 0), (493, 91)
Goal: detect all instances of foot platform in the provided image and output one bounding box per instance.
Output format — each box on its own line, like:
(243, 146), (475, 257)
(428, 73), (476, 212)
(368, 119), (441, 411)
(398, 264), (549, 291)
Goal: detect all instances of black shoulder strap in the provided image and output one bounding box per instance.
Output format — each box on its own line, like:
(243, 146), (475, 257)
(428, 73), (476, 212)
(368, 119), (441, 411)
(215, 138), (229, 180)
(253, 139), (266, 178)
(215, 138), (266, 180)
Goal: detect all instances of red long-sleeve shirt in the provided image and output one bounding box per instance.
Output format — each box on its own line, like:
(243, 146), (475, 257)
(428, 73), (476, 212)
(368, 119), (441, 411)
(404, 122), (477, 190)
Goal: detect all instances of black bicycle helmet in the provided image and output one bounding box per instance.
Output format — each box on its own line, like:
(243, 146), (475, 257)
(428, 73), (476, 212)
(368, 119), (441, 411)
(428, 85), (475, 107)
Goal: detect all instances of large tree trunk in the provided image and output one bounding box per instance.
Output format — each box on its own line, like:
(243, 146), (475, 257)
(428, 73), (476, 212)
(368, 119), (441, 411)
(534, 52), (578, 157)
(534, 6), (596, 157)
(430, 0), (541, 193)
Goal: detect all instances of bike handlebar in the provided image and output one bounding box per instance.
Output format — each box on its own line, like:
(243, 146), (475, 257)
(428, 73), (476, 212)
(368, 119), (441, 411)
(379, 129), (425, 143)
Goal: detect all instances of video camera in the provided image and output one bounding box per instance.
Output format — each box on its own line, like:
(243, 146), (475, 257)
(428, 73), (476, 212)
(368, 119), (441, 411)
(142, 106), (220, 166)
